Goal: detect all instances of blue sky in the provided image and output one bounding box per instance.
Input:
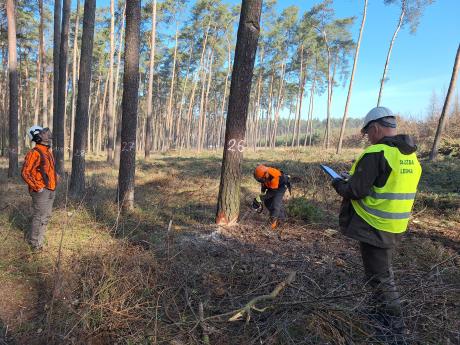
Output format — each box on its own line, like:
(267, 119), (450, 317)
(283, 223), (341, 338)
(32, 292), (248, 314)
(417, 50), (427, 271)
(93, 0), (459, 120)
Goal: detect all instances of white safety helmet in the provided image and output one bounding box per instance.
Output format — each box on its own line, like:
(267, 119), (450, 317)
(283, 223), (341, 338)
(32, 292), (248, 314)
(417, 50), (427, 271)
(28, 125), (43, 141)
(362, 106), (396, 131)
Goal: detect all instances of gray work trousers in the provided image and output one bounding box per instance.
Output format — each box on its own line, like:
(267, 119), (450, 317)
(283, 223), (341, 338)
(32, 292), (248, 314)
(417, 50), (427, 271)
(360, 242), (402, 317)
(263, 187), (287, 220)
(27, 189), (55, 248)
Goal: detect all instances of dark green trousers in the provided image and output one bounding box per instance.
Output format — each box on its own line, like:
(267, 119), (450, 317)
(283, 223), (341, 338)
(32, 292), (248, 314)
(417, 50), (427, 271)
(360, 242), (402, 317)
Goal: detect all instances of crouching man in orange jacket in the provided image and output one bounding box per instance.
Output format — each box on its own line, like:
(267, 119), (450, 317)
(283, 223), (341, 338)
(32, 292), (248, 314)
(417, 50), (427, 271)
(253, 164), (291, 230)
(21, 126), (58, 250)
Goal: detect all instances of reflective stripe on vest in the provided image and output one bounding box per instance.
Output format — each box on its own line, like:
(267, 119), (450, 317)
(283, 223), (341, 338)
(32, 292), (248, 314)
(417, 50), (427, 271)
(349, 144), (422, 233)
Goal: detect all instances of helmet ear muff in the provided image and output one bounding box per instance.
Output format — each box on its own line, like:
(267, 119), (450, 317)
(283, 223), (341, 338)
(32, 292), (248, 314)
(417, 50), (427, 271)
(31, 132), (42, 143)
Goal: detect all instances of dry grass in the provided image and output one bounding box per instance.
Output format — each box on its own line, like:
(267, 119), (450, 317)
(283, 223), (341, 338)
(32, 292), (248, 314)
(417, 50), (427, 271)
(0, 147), (459, 344)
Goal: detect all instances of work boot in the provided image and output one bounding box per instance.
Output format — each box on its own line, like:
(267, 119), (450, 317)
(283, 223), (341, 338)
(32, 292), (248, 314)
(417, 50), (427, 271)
(269, 217), (280, 230)
(262, 218), (281, 238)
(371, 309), (409, 345)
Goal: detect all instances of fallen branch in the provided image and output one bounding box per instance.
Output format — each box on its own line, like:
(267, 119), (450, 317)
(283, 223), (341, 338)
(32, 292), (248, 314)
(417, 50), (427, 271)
(199, 302), (210, 345)
(228, 272), (296, 322)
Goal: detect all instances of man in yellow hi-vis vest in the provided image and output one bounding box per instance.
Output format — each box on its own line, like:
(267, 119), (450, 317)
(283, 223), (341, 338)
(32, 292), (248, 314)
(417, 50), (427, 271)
(332, 107), (422, 339)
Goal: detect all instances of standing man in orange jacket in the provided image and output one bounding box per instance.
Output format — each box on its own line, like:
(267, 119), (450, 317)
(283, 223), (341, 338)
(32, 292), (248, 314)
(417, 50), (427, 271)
(21, 125), (58, 250)
(253, 164), (291, 230)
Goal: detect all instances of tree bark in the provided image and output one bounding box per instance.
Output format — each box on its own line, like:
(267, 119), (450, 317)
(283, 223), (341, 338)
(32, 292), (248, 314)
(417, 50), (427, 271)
(185, 80), (198, 149)
(322, 30), (332, 150)
(377, 0), (405, 107)
(176, 45), (193, 150)
(429, 44), (460, 161)
(54, 0), (71, 176)
(69, 0), (96, 197)
(219, 38), (233, 149)
(145, 0), (157, 158)
(304, 64), (317, 147)
(7, 0), (19, 177)
(89, 73), (101, 151)
(295, 50), (307, 147)
(252, 47), (262, 150)
(117, 0), (140, 211)
(270, 62), (285, 148)
(97, 70), (110, 154)
(34, 0), (45, 126)
(70, 0), (81, 158)
(216, 0), (262, 225)
(42, 24), (48, 128)
(264, 71), (274, 148)
(337, 0), (367, 154)
(166, 28), (179, 148)
(291, 45), (304, 147)
(202, 50), (214, 150)
(113, 5), (126, 167)
(106, 0), (115, 162)
(53, 0), (62, 134)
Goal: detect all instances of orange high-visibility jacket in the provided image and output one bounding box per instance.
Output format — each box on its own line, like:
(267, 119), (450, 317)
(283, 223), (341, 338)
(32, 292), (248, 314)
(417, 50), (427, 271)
(22, 144), (57, 192)
(263, 167), (282, 190)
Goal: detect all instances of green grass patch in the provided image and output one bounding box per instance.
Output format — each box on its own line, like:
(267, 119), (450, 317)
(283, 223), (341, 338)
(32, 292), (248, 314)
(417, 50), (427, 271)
(286, 197), (325, 223)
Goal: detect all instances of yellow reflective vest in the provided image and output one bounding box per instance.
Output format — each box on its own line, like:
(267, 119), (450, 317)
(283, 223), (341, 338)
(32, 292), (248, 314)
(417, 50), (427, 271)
(350, 144), (422, 233)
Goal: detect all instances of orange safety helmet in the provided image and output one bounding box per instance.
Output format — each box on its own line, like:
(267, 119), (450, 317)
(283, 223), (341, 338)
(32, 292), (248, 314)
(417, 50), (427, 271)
(254, 164), (269, 181)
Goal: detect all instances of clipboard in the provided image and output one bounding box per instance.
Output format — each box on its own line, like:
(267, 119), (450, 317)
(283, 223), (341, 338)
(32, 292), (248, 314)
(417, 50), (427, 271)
(320, 164), (342, 180)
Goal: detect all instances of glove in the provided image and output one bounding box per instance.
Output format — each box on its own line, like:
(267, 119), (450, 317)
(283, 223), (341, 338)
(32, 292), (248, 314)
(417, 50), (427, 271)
(252, 197), (263, 213)
(340, 172), (350, 181)
(37, 188), (44, 193)
(331, 177), (343, 190)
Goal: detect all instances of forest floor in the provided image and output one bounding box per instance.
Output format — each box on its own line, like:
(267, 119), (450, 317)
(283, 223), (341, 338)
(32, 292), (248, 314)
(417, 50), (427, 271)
(0, 147), (459, 345)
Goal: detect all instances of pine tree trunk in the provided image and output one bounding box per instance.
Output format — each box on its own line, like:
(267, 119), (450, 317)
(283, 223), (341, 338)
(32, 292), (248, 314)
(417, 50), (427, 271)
(325, 54), (338, 148)
(197, 62), (208, 151)
(166, 28), (179, 148)
(252, 47), (263, 150)
(322, 32), (332, 150)
(202, 50), (214, 150)
(195, 23), (212, 150)
(113, 6), (126, 167)
(23, 59), (30, 154)
(18, 77), (24, 155)
(270, 63), (285, 148)
(304, 68), (316, 147)
(49, 76), (54, 128)
(176, 45), (193, 150)
(296, 51), (307, 147)
(377, 0), (405, 107)
(34, 0), (44, 126)
(429, 44), (460, 161)
(89, 73), (101, 152)
(198, 48), (213, 151)
(97, 71), (109, 154)
(69, 0), (96, 197)
(337, 0), (367, 154)
(145, 0), (157, 158)
(114, 116), (122, 167)
(42, 57), (48, 127)
(53, 0), (62, 134)
(106, 0), (116, 162)
(291, 45), (304, 147)
(7, 0), (19, 177)
(185, 81), (198, 149)
(54, 0), (72, 176)
(216, 0), (262, 225)
(118, 0), (140, 211)
(264, 71), (274, 148)
(70, 0), (81, 158)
